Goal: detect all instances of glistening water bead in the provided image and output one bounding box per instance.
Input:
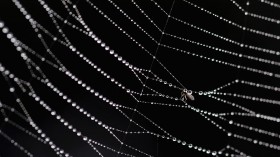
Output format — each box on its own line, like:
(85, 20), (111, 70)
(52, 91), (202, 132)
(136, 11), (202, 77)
(1, 0), (280, 156)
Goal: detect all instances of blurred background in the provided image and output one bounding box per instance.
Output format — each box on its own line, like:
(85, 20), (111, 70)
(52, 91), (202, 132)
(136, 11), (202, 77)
(1, 0), (280, 156)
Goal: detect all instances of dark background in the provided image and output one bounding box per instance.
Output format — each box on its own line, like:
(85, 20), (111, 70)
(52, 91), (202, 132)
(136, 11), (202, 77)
(1, 0), (280, 156)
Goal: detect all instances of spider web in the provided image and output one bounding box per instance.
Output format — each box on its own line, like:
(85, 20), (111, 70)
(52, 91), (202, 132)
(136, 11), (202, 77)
(0, 0), (280, 156)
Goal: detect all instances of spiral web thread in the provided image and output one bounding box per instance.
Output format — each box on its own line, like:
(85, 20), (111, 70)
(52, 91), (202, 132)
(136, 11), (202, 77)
(1, 0), (280, 156)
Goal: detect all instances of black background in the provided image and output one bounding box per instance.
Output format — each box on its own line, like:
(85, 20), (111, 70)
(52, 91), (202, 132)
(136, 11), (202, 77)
(1, 0), (280, 156)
